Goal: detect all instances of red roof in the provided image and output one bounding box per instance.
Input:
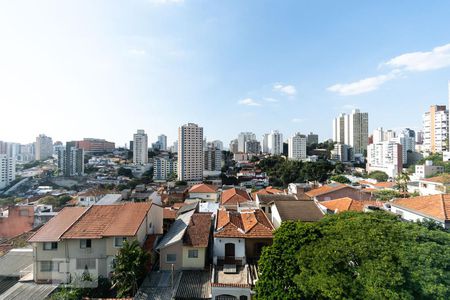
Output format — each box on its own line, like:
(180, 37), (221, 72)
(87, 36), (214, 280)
(189, 183), (218, 194)
(421, 175), (450, 184)
(320, 197), (381, 213)
(305, 184), (348, 197)
(183, 213), (212, 247)
(391, 194), (450, 222)
(215, 209), (274, 238)
(221, 188), (252, 205)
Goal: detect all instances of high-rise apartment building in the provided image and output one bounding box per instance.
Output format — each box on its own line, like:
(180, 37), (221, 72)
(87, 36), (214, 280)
(262, 134), (269, 153)
(76, 138), (115, 153)
(57, 142), (84, 176)
(153, 156), (177, 180)
(177, 123), (204, 182)
(307, 132), (319, 146)
(288, 133), (307, 160)
(245, 140), (261, 154)
(392, 132), (416, 165)
(332, 109), (368, 156)
(35, 134), (53, 160)
(331, 143), (351, 162)
(0, 154), (15, 190)
(210, 140), (224, 151)
(423, 105), (448, 153)
(157, 135), (167, 151)
(133, 130), (148, 165)
(204, 143), (222, 172)
(267, 130), (283, 155)
(229, 139), (238, 154)
(366, 141), (403, 178)
(237, 132), (256, 153)
(372, 127), (384, 144)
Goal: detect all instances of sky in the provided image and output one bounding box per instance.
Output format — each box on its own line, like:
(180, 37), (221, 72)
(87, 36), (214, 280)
(1, 0), (450, 147)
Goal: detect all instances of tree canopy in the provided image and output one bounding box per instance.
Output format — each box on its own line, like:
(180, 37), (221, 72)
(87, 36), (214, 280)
(256, 212), (450, 300)
(330, 174), (351, 184)
(368, 170), (389, 182)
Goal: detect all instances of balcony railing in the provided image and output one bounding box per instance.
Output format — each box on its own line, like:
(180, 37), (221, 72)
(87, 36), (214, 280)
(216, 256), (245, 266)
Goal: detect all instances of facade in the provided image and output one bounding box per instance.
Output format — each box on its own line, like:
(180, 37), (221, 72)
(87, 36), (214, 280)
(178, 123), (204, 182)
(391, 132), (415, 165)
(412, 161), (444, 180)
(331, 143), (350, 162)
(307, 132), (319, 145)
(306, 183), (372, 202)
(372, 127), (384, 144)
(267, 130), (283, 155)
(153, 156), (177, 180)
(157, 134), (167, 151)
(418, 176), (450, 195)
(333, 113), (346, 144)
(56, 142), (84, 177)
(333, 109), (368, 156)
(288, 133), (307, 160)
(188, 183), (219, 202)
(0, 154), (15, 190)
(366, 141), (403, 178)
(75, 138), (115, 153)
(28, 203), (163, 283)
(262, 133), (269, 153)
(210, 140), (223, 150)
(423, 105), (448, 153)
(204, 143), (222, 172)
(237, 132), (256, 153)
(133, 129), (149, 165)
(229, 139), (238, 154)
(35, 134), (53, 161)
(244, 140), (261, 154)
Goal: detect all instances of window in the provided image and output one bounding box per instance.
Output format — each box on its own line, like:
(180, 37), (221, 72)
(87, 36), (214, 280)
(114, 237), (127, 248)
(188, 249), (199, 258)
(80, 239), (92, 249)
(76, 258), (96, 270)
(43, 242), (58, 250)
(40, 261), (58, 272)
(166, 253), (176, 263)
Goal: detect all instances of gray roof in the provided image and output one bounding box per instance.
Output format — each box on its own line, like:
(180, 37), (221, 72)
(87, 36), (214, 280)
(175, 271), (211, 299)
(177, 202), (198, 216)
(95, 194), (122, 205)
(0, 249), (33, 277)
(0, 282), (57, 300)
(156, 210), (194, 250)
(257, 194), (297, 204)
(273, 200), (324, 222)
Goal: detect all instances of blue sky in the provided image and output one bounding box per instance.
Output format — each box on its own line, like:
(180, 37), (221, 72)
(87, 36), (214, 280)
(1, 0), (450, 147)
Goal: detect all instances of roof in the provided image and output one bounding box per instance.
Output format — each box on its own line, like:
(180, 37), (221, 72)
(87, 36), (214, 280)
(175, 271), (211, 300)
(421, 175), (450, 184)
(0, 282), (57, 300)
(256, 194), (297, 204)
(0, 249), (33, 277)
(28, 207), (88, 242)
(391, 194), (450, 222)
(183, 213), (212, 248)
(188, 183), (218, 194)
(273, 200), (324, 222)
(373, 182), (395, 189)
(64, 202), (152, 239)
(320, 197), (381, 213)
(163, 208), (177, 220)
(95, 194), (122, 205)
(221, 188), (252, 205)
(156, 210), (194, 250)
(305, 183), (348, 197)
(177, 202), (198, 216)
(251, 186), (284, 200)
(215, 209), (274, 238)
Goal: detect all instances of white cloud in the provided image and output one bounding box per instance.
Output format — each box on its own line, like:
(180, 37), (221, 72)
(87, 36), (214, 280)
(264, 97), (278, 102)
(273, 83), (297, 96)
(327, 71), (398, 96)
(238, 98), (261, 106)
(291, 118), (305, 123)
(385, 43), (450, 72)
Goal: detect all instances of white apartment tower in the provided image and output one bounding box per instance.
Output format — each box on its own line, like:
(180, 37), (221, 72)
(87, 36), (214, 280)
(332, 113), (346, 144)
(237, 132), (256, 153)
(133, 129), (149, 165)
(372, 127), (384, 144)
(35, 134), (53, 160)
(288, 133), (307, 160)
(0, 154), (15, 190)
(366, 141), (403, 178)
(262, 133), (269, 153)
(423, 105), (448, 153)
(177, 123), (204, 182)
(333, 109), (368, 156)
(157, 134), (167, 151)
(267, 130), (283, 155)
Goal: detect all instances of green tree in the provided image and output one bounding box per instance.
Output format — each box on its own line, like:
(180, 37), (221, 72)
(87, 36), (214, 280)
(256, 212), (450, 299)
(330, 175), (351, 184)
(117, 167), (133, 178)
(395, 171), (410, 195)
(373, 189), (403, 201)
(112, 240), (150, 297)
(368, 170), (389, 182)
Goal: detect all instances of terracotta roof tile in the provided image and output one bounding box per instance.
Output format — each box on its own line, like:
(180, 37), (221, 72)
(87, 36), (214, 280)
(221, 188), (252, 205)
(391, 194), (450, 222)
(320, 197), (381, 213)
(305, 183), (347, 197)
(28, 207), (88, 242)
(373, 182), (395, 188)
(251, 186), (284, 200)
(421, 175), (450, 184)
(189, 183), (218, 194)
(215, 209), (273, 238)
(183, 213), (212, 247)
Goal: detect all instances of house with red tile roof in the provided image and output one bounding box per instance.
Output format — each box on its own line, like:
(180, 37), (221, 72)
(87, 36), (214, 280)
(318, 197), (382, 214)
(156, 211), (212, 271)
(250, 186), (284, 200)
(305, 183), (372, 202)
(220, 188), (252, 207)
(389, 194), (450, 229)
(28, 202), (163, 283)
(418, 175), (450, 195)
(188, 183), (219, 202)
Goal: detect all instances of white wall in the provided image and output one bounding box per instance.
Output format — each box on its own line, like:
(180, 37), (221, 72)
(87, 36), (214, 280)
(212, 286), (251, 300)
(213, 237), (246, 264)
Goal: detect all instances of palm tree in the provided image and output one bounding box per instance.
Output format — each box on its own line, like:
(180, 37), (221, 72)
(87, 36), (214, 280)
(395, 171), (410, 196)
(111, 240), (150, 297)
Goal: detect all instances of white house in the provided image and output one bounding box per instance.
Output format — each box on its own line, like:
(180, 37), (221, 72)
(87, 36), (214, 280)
(418, 175), (450, 195)
(187, 183), (219, 202)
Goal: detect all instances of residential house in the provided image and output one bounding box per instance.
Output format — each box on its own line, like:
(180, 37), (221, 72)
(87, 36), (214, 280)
(251, 186), (284, 201)
(220, 188), (252, 208)
(317, 197), (382, 214)
(76, 189), (108, 206)
(187, 183), (219, 202)
(305, 183), (371, 202)
(418, 176), (450, 195)
(389, 194), (450, 229)
(269, 199), (324, 229)
(28, 202), (163, 283)
(156, 211), (212, 271)
(254, 194), (297, 218)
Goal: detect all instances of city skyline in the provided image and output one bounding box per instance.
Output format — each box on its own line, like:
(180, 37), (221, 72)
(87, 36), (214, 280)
(1, 1), (450, 145)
